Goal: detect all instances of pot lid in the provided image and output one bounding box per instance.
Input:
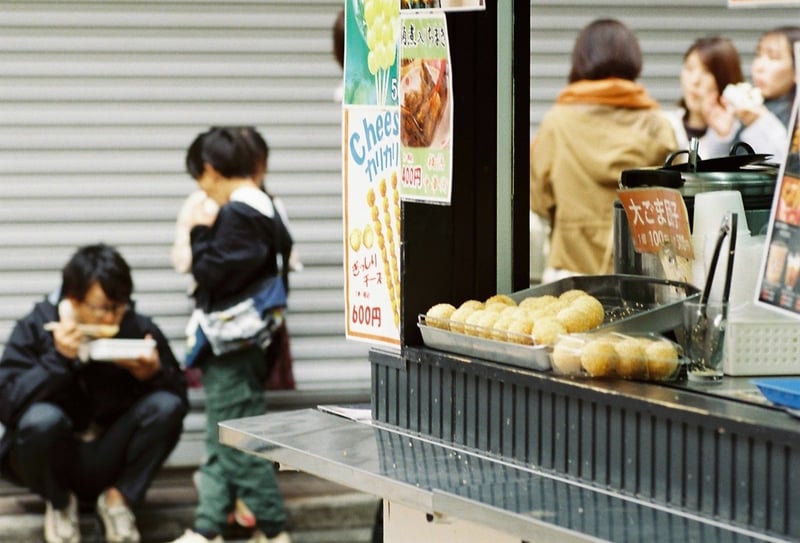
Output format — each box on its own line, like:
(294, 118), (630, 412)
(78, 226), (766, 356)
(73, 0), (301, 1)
(662, 141), (774, 173)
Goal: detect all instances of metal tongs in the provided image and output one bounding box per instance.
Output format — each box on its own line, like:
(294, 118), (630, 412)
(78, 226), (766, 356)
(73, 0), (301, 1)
(699, 212), (738, 308)
(689, 212), (738, 364)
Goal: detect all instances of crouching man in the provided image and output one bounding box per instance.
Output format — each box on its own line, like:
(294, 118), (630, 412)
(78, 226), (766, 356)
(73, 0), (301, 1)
(0, 243), (188, 543)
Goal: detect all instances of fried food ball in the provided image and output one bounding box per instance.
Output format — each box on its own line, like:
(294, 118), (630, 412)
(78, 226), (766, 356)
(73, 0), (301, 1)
(531, 317), (566, 346)
(506, 317), (535, 345)
(484, 302), (511, 314)
(362, 223), (374, 248)
(464, 310), (488, 337)
(500, 305), (521, 318)
(556, 306), (594, 334)
(645, 340), (680, 380)
(485, 294), (516, 307)
(458, 299), (484, 311)
(538, 299), (569, 318)
(425, 303), (456, 330)
(448, 305), (477, 334)
(475, 311), (500, 338)
(491, 315), (515, 342)
(348, 228), (362, 252)
(519, 295), (557, 310)
(551, 337), (583, 375)
(580, 339), (618, 377)
(614, 337), (648, 379)
(558, 289), (588, 303)
(570, 295), (605, 329)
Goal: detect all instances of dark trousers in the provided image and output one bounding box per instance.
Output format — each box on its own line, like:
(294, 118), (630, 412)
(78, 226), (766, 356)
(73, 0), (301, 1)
(7, 390), (185, 509)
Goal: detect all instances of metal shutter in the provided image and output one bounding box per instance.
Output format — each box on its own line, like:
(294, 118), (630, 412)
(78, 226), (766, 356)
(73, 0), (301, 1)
(0, 0), (371, 392)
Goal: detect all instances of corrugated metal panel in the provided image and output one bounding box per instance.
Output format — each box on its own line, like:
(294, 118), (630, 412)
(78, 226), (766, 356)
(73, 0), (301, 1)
(0, 0), (371, 392)
(530, 0), (794, 130)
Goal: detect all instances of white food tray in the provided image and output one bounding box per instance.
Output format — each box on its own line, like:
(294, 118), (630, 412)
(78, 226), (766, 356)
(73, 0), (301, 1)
(88, 338), (156, 361)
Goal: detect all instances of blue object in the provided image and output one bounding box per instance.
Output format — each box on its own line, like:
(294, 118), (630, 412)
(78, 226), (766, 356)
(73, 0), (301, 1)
(751, 378), (800, 409)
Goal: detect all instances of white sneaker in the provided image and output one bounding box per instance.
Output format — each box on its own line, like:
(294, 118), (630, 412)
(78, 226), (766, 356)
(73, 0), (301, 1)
(44, 493), (80, 543)
(96, 493), (140, 543)
(169, 529), (223, 543)
(248, 529), (292, 543)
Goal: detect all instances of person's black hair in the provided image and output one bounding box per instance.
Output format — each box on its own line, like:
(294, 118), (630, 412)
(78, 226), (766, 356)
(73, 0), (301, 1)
(185, 127), (257, 180)
(568, 19), (642, 83)
(61, 243), (133, 304)
(333, 9), (345, 70)
(240, 126), (269, 177)
(762, 26), (800, 67)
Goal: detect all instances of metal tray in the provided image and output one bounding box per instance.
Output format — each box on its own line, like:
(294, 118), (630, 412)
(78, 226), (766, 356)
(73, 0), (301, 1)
(510, 274), (698, 334)
(418, 317), (552, 371)
(417, 274), (699, 372)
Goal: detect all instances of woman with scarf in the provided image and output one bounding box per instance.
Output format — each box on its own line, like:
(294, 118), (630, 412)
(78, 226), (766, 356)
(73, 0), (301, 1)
(530, 19), (676, 281)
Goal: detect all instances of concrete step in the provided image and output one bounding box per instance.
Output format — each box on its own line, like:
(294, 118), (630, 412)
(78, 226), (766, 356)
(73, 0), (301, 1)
(0, 469), (381, 543)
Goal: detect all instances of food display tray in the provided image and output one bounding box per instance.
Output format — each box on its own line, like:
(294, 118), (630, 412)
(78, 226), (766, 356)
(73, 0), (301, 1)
(418, 274), (699, 372)
(510, 274), (699, 334)
(418, 318), (551, 371)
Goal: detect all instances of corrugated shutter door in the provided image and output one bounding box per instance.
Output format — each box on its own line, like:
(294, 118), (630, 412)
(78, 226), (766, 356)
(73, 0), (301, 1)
(0, 0), (371, 392)
(530, 1), (793, 130)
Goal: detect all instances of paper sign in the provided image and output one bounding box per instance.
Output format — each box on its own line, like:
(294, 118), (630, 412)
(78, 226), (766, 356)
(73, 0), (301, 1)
(399, 12), (453, 204)
(617, 187), (693, 258)
(343, 1), (402, 346)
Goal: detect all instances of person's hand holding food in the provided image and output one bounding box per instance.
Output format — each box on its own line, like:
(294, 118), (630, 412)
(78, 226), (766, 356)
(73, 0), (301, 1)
(111, 334), (161, 381)
(188, 194), (218, 228)
(702, 91), (736, 138)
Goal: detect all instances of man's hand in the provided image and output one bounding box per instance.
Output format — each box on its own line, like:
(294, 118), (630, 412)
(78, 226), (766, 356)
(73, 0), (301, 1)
(112, 334), (161, 380)
(52, 321), (83, 360)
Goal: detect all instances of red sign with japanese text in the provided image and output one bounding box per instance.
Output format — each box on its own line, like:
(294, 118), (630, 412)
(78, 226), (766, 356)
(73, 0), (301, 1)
(618, 187), (693, 259)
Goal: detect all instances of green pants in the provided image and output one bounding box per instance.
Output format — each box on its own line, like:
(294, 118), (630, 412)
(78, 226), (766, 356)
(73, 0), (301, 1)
(196, 347), (286, 536)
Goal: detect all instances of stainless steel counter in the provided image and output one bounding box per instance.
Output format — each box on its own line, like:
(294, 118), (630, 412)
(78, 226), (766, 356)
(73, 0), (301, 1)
(219, 408), (790, 542)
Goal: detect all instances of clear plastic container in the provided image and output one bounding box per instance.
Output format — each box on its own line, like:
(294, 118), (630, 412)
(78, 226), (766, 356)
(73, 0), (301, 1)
(550, 332), (685, 382)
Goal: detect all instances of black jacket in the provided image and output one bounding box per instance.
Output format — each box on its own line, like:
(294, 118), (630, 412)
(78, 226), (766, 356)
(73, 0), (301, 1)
(190, 197), (292, 313)
(0, 297), (188, 479)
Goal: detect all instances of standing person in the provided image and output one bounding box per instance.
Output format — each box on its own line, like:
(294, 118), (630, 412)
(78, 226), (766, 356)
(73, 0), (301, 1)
(663, 37), (749, 158)
(0, 243), (188, 543)
(530, 18), (677, 280)
(667, 35), (788, 162)
(751, 26), (800, 129)
(169, 127), (291, 543)
(333, 8), (345, 103)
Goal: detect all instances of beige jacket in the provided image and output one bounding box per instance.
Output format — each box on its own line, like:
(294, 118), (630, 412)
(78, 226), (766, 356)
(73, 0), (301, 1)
(530, 81), (677, 275)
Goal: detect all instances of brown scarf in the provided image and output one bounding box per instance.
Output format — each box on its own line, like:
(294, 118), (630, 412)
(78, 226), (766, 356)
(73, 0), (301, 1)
(556, 78), (659, 109)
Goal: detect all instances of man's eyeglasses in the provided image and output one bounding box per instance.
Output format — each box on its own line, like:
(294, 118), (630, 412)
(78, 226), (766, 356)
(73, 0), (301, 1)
(83, 301), (130, 317)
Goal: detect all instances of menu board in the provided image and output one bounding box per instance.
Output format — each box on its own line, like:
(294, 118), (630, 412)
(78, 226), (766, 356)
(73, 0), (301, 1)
(755, 95), (800, 316)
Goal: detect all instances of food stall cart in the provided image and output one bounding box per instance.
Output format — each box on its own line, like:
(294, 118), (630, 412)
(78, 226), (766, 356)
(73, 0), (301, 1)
(220, 3), (799, 541)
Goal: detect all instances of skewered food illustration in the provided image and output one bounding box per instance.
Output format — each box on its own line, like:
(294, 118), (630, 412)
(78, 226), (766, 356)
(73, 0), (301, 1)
(400, 58), (449, 147)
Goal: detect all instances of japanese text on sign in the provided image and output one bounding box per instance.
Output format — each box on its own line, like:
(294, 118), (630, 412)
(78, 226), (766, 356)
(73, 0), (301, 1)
(618, 188), (693, 258)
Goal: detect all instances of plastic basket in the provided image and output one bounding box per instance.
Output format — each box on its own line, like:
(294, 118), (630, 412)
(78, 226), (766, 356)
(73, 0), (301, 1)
(724, 318), (800, 376)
